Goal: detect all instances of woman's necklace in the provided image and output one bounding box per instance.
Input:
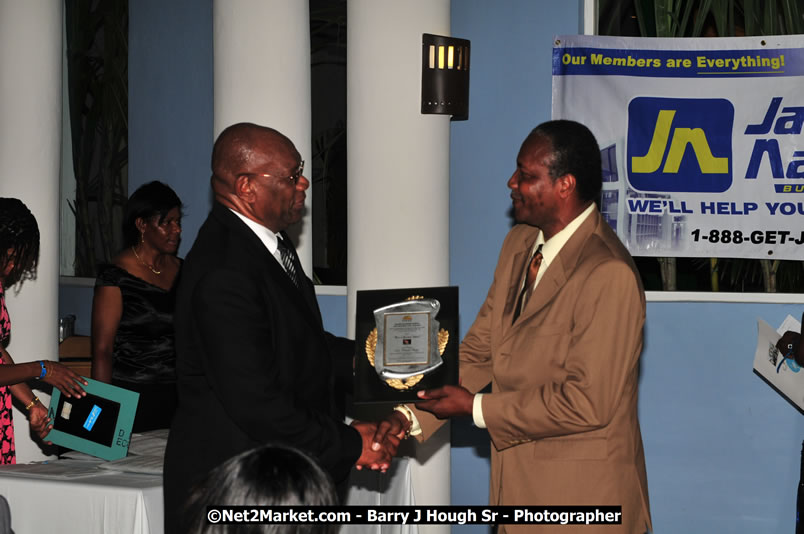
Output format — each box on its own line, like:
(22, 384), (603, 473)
(131, 246), (162, 275)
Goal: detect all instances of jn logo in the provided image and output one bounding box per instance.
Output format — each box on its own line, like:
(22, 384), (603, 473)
(627, 97), (733, 193)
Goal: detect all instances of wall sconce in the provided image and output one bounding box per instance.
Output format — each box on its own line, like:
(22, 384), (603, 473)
(421, 33), (470, 120)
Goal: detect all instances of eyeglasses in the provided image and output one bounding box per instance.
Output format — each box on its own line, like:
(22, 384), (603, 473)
(238, 160), (305, 185)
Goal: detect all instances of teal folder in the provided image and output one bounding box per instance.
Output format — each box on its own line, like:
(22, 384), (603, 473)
(45, 378), (140, 461)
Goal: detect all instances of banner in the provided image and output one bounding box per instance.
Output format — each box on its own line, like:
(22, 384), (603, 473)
(552, 34), (804, 260)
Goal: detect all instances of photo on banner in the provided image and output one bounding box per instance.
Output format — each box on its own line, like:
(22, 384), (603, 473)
(552, 34), (804, 261)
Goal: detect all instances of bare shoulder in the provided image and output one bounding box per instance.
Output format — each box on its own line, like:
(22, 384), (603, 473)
(112, 249), (137, 272)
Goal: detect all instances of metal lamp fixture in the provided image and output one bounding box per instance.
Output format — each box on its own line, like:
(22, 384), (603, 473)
(421, 33), (470, 120)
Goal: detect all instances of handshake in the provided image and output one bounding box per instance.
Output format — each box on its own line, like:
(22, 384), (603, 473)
(350, 408), (412, 473)
(349, 383), (476, 472)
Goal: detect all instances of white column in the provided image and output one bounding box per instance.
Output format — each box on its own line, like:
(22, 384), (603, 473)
(0, 0), (63, 462)
(213, 0), (313, 270)
(348, 0), (452, 529)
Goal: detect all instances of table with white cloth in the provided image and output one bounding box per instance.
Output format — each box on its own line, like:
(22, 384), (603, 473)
(0, 460), (162, 534)
(344, 457), (418, 534)
(0, 456), (416, 534)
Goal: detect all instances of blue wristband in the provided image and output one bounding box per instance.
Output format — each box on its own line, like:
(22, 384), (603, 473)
(37, 360), (46, 380)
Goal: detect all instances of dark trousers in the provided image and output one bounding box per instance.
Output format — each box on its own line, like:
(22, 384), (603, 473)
(112, 379), (177, 432)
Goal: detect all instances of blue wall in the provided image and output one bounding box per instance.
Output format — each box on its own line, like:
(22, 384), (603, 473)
(58, 2), (804, 533)
(641, 302), (802, 533)
(128, 0), (213, 258)
(445, 2), (803, 533)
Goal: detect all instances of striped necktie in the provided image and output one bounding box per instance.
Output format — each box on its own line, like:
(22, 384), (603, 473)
(276, 237), (303, 289)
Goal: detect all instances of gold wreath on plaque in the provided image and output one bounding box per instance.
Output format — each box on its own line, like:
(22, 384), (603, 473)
(364, 296), (449, 390)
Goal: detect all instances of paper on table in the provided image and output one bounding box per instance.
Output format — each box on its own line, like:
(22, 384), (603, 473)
(60, 429), (167, 461)
(98, 454), (164, 475)
(0, 459), (104, 479)
(94, 429), (168, 475)
(753, 315), (804, 414)
(126, 429), (168, 457)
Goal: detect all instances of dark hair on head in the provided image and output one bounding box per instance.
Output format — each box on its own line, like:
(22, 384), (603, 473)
(122, 181), (183, 247)
(185, 443), (338, 534)
(0, 198), (40, 287)
(529, 120), (603, 204)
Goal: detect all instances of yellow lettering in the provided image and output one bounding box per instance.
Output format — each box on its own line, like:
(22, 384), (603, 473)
(632, 110), (675, 173)
(663, 128), (728, 174)
(632, 110), (728, 175)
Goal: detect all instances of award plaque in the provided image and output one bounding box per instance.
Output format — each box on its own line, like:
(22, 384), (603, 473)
(354, 286), (458, 404)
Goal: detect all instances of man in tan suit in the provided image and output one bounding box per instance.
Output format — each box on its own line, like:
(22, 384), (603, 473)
(378, 120), (652, 533)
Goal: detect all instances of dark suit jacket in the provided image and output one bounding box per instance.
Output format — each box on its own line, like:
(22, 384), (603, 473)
(163, 203), (360, 532)
(414, 209), (651, 534)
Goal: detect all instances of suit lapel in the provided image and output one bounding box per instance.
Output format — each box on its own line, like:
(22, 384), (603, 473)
(500, 229), (540, 334)
(212, 205), (323, 329)
(522, 254), (568, 318)
(505, 210), (601, 336)
(278, 231), (322, 325)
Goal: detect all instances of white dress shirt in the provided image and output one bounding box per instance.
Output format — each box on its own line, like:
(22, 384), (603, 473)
(229, 208), (291, 274)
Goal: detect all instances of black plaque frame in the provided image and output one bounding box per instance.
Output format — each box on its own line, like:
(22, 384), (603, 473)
(354, 286), (459, 404)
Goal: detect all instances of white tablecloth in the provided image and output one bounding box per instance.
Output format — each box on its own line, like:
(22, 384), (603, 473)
(0, 460), (163, 534)
(0, 455), (415, 534)
(344, 457), (418, 534)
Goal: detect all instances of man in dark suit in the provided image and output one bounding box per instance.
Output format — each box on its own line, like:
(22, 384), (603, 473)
(164, 123), (395, 533)
(377, 120), (652, 533)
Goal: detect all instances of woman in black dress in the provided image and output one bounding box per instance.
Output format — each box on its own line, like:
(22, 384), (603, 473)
(91, 182), (183, 432)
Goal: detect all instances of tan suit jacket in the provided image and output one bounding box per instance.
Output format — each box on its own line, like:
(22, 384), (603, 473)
(415, 209), (651, 533)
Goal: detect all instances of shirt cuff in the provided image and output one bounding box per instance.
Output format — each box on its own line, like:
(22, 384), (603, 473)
(394, 405), (423, 436)
(472, 393), (487, 428)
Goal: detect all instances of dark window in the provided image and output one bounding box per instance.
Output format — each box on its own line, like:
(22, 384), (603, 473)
(310, 0), (347, 286)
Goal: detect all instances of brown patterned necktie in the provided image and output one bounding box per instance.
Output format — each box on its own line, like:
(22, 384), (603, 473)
(513, 244), (543, 323)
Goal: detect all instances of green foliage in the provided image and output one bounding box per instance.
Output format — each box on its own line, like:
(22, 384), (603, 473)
(599, 0), (804, 292)
(65, 0), (129, 277)
(602, 0), (804, 37)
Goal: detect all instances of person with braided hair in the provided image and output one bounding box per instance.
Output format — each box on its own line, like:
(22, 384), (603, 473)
(0, 197), (87, 464)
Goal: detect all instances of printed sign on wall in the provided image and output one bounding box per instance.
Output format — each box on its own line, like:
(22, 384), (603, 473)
(552, 34), (804, 260)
